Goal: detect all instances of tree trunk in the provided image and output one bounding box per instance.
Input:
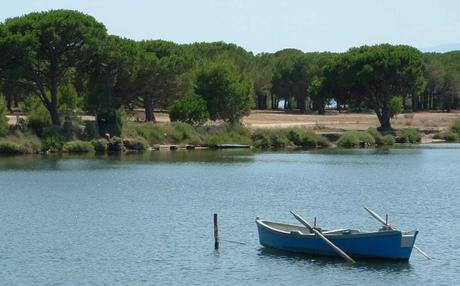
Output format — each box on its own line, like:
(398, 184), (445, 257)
(376, 107), (391, 131)
(297, 97), (306, 113)
(257, 93), (267, 109)
(49, 83), (61, 126)
(144, 96), (156, 122)
(6, 93), (12, 111)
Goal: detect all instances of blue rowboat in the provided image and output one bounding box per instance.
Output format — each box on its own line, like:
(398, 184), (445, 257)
(256, 219), (418, 260)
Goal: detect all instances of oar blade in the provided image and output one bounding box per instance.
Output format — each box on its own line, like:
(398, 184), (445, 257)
(414, 245), (432, 260)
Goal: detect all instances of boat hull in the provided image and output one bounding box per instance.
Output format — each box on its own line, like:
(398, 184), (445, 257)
(256, 220), (417, 260)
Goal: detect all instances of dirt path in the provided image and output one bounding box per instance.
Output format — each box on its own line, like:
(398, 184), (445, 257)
(8, 110), (460, 133)
(242, 110), (460, 132)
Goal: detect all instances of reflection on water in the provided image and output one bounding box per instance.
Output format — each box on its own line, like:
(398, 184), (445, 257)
(0, 149), (255, 170)
(258, 247), (412, 273)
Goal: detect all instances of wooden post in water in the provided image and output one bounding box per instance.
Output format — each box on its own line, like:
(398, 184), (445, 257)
(214, 213), (219, 249)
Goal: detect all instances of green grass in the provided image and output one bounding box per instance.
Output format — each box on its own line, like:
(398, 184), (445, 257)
(202, 124), (252, 146)
(398, 128), (421, 143)
(91, 138), (109, 152)
(336, 131), (376, 148)
(0, 141), (23, 154)
(123, 137), (149, 151)
(124, 122), (203, 145)
(63, 140), (95, 153)
(367, 128), (395, 146)
(433, 131), (459, 142)
(0, 130), (42, 154)
(286, 128), (330, 148)
(451, 119), (460, 135)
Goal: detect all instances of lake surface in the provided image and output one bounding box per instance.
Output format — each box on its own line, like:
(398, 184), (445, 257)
(0, 145), (459, 285)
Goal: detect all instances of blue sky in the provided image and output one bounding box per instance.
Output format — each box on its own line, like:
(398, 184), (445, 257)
(1, 0), (459, 53)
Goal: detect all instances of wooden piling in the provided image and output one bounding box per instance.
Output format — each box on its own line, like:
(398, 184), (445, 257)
(214, 213), (219, 249)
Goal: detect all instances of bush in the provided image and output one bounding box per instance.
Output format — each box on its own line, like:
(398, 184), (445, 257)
(123, 137), (149, 151)
(58, 84), (82, 121)
(0, 97), (8, 136)
(299, 132), (330, 147)
(63, 140), (94, 153)
(27, 103), (51, 135)
(168, 94), (209, 125)
(1, 130), (42, 153)
(252, 129), (290, 148)
(91, 139), (109, 152)
(108, 136), (124, 152)
(336, 132), (360, 148)
(41, 126), (64, 151)
(389, 96), (403, 118)
(61, 120), (81, 140)
(125, 122), (203, 145)
(84, 121), (99, 140)
(451, 119), (460, 135)
(399, 128), (421, 143)
(337, 131), (375, 148)
(382, 135), (396, 145)
(97, 109), (123, 137)
(434, 131), (459, 142)
(203, 124), (252, 146)
(0, 141), (23, 154)
(367, 128), (384, 144)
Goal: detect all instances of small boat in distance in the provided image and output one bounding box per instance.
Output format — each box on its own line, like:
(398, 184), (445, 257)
(256, 208), (429, 262)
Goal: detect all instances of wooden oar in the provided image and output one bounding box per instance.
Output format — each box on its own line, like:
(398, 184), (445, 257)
(364, 207), (432, 260)
(290, 210), (356, 264)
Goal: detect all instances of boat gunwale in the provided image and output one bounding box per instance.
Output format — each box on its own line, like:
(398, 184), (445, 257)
(256, 219), (405, 239)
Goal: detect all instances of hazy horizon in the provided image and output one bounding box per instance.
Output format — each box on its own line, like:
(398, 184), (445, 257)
(1, 0), (460, 54)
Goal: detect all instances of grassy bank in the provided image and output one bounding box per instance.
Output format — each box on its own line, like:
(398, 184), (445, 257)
(2, 118), (457, 155)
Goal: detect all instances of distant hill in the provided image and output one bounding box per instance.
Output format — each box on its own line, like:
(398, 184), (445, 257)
(422, 43), (460, 53)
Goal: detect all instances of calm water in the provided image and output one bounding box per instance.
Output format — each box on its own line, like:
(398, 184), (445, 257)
(0, 145), (459, 285)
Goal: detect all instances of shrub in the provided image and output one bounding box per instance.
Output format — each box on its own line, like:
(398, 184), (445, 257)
(84, 121), (99, 140)
(61, 120), (81, 140)
(367, 127), (384, 145)
(0, 141), (23, 154)
(451, 119), (460, 135)
(168, 94), (209, 125)
(336, 132), (360, 148)
(252, 129), (289, 148)
(203, 124), (252, 146)
(299, 132), (330, 147)
(382, 135), (396, 145)
(108, 136), (124, 152)
(434, 131), (458, 142)
(124, 122), (203, 145)
(63, 140), (94, 153)
(0, 97), (8, 136)
(287, 129), (303, 146)
(91, 139), (109, 152)
(123, 137), (149, 151)
(97, 109), (123, 137)
(27, 103), (51, 135)
(286, 128), (330, 147)
(41, 126), (64, 151)
(389, 96), (403, 118)
(399, 128), (421, 143)
(58, 84), (82, 121)
(337, 131), (375, 148)
(1, 130), (42, 153)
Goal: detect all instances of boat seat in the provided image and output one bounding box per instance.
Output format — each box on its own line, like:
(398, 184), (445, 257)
(290, 230), (303, 235)
(322, 229), (349, 234)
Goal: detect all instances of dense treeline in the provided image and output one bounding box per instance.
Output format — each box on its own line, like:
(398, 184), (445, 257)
(0, 10), (460, 133)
